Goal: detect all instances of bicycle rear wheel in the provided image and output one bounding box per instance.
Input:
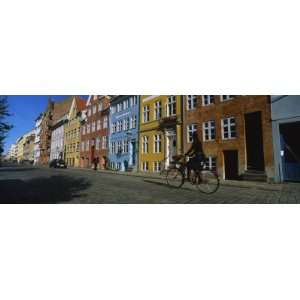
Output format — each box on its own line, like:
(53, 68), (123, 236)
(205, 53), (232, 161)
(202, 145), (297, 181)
(196, 170), (220, 194)
(166, 167), (184, 188)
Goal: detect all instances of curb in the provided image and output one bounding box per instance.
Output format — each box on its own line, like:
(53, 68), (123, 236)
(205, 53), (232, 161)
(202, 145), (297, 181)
(67, 166), (283, 192)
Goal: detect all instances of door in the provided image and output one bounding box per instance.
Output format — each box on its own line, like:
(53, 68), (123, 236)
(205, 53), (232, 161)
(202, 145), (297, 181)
(224, 150), (239, 180)
(168, 134), (177, 160)
(280, 122), (300, 182)
(245, 111), (265, 171)
(131, 141), (136, 166)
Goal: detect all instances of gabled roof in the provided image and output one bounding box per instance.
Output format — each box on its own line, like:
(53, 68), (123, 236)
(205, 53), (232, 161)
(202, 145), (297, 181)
(75, 97), (86, 112)
(52, 96), (85, 123)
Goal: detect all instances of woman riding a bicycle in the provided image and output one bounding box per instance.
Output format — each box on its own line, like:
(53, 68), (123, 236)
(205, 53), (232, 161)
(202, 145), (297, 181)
(185, 131), (205, 181)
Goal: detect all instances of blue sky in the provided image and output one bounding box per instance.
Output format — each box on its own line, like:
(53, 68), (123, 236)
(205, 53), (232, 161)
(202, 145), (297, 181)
(3, 96), (88, 153)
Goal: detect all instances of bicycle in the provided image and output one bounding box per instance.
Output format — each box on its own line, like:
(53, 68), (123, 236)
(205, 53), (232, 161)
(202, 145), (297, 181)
(166, 155), (220, 194)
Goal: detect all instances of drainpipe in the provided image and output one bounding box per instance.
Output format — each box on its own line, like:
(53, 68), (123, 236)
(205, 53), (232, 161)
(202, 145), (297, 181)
(137, 95), (141, 172)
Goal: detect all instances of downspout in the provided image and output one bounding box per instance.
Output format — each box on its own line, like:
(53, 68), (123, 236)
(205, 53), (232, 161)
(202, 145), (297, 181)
(137, 95), (141, 172)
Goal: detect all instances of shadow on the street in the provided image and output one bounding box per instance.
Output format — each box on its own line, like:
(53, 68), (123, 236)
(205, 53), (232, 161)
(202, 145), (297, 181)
(0, 167), (37, 172)
(143, 178), (197, 193)
(0, 175), (91, 204)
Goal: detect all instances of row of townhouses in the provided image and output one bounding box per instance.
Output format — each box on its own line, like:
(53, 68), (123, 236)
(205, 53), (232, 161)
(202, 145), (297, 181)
(6, 95), (300, 183)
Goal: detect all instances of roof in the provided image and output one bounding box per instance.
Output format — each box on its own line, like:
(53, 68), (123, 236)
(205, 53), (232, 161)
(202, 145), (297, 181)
(75, 97), (86, 112)
(52, 96), (78, 122)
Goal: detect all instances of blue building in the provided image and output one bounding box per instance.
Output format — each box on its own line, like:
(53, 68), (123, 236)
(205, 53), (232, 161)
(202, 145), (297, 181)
(271, 96), (300, 182)
(108, 96), (140, 171)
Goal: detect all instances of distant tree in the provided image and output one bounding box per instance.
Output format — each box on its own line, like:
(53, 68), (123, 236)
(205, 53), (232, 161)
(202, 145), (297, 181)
(0, 96), (13, 155)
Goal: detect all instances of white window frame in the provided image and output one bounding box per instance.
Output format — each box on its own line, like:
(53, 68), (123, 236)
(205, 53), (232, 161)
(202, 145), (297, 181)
(167, 96), (176, 116)
(187, 95), (197, 110)
(202, 95), (215, 106)
(187, 124), (198, 143)
(153, 134), (162, 153)
(203, 121), (216, 141)
(143, 105), (150, 123)
(142, 136), (149, 153)
(221, 117), (236, 140)
(154, 101), (162, 120)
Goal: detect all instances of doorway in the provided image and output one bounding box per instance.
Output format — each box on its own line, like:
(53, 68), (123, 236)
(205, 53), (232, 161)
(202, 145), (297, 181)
(245, 111), (265, 171)
(280, 121), (300, 182)
(166, 132), (177, 167)
(224, 150), (239, 180)
(131, 140), (136, 166)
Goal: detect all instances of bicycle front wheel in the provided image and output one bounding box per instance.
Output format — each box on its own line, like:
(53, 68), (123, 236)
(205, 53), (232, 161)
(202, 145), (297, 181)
(166, 167), (184, 188)
(196, 170), (220, 194)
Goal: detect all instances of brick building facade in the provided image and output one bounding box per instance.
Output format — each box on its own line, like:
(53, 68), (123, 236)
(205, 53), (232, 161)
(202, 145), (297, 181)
(182, 95), (274, 182)
(39, 100), (54, 165)
(80, 95), (110, 169)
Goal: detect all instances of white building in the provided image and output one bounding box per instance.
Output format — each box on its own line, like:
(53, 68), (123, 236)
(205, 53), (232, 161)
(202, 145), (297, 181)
(50, 115), (68, 161)
(6, 144), (17, 161)
(34, 113), (43, 164)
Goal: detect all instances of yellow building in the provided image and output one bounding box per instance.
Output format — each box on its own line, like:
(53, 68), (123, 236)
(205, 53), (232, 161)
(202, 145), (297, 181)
(16, 129), (35, 163)
(64, 97), (86, 167)
(139, 95), (182, 173)
(16, 136), (25, 163)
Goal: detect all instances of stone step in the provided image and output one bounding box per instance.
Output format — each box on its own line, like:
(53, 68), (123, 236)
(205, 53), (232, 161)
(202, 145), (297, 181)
(241, 170), (267, 182)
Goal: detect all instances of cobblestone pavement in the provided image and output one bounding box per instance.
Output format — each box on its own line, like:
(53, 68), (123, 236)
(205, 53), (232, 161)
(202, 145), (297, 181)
(0, 165), (299, 203)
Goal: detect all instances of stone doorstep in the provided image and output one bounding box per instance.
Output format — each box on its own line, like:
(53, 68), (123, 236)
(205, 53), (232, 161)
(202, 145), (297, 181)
(67, 166), (283, 192)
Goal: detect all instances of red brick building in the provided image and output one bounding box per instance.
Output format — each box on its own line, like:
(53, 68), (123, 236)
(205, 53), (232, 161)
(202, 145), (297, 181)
(39, 100), (54, 165)
(182, 95), (275, 182)
(80, 95), (111, 169)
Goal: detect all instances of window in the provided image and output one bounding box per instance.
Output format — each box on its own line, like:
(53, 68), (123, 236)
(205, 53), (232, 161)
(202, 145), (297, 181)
(123, 140), (129, 153)
(222, 117), (236, 139)
(205, 156), (217, 171)
(123, 118), (129, 131)
(111, 142), (116, 154)
(82, 125), (86, 135)
(92, 121), (96, 132)
(154, 134), (161, 153)
(117, 141), (122, 153)
(153, 161), (161, 172)
(81, 141), (85, 152)
(96, 137), (100, 150)
(143, 105), (150, 123)
(187, 95), (197, 110)
(154, 101), (162, 120)
(123, 99), (129, 110)
(88, 108), (92, 116)
(202, 96), (215, 106)
(131, 115), (137, 129)
(167, 96), (176, 116)
(141, 161), (149, 172)
(102, 136), (107, 149)
(98, 103), (103, 112)
(117, 103), (122, 112)
(221, 95), (235, 101)
(86, 124), (90, 134)
(117, 120), (123, 132)
(92, 105), (97, 114)
(142, 136), (149, 153)
(103, 116), (108, 128)
(116, 162), (122, 170)
(97, 120), (101, 131)
(91, 139), (95, 146)
(86, 140), (90, 151)
(111, 106), (116, 114)
(130, 96), (138, 106)
(187, 124), (198, 143)
(112, 122), (117, 133)
(203, 121), (216, 141)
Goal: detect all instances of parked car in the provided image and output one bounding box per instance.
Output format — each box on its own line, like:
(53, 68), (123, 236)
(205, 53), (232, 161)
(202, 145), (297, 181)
(49, 159), (67, 169)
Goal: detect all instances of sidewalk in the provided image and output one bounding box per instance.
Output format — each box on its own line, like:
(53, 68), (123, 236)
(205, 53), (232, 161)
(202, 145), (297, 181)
(70, 166), (285, 192)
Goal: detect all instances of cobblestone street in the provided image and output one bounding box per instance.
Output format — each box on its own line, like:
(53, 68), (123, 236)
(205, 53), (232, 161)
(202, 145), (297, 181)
(0, 165), (299, 204)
